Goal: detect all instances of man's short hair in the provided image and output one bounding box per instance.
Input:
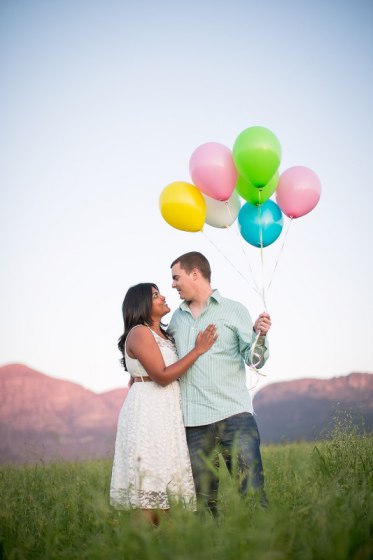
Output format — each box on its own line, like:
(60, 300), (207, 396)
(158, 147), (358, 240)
(171, 251), (211, 282)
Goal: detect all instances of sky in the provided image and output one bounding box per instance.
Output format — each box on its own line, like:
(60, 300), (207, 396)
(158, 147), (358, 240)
(1, 0), (373, 395)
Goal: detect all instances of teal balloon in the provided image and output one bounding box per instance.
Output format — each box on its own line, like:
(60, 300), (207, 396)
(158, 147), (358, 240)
(238, 200), (283, 247)
(233, 126), (281, 187)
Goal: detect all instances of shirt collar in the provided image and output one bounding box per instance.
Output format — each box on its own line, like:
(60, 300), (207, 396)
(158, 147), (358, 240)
(179, 289), (221, 311)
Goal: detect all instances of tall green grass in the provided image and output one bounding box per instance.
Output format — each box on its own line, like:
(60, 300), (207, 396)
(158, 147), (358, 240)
(1, 424), (372, 559)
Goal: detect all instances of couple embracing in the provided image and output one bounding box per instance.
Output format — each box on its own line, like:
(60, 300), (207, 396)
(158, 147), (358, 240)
(110, 251), (271, 524)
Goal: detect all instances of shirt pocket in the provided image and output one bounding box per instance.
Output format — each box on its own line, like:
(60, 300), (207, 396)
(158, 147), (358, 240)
(211, 319), (238, 353)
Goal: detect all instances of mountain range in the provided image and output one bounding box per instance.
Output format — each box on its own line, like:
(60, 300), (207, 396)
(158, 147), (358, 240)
(253, 371), (373, 443)
(0, 364), (372, 464)
(0, 364), (128, 464)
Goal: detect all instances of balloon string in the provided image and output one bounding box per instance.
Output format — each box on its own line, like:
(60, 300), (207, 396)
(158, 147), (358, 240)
(257, 191), (267, 312)
(248, 356), (267, 391)
(199, 229), (262, 297)
(248, 198), (293, 387)
(266, 217), (293, 293)
(248, 214), (293, 389)
(202, 200), (268, 386)
(246, 189), (268, 382)
(223, 200), (232, 229)
(249, 330), (267, 373)
(224, 201), (262, 297)
(201, 226), (267, 386)
(221, 201), (268, 386)
(223, 200), (231, 229)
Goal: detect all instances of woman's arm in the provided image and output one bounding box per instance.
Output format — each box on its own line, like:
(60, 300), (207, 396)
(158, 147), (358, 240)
(127, 325), (217, 386)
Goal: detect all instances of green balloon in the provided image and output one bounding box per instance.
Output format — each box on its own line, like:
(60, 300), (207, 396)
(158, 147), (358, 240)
(235, 172), (279, 205)
(233, 126), (281, 187)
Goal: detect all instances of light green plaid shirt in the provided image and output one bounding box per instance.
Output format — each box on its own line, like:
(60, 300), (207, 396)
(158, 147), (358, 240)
(167, 290), (269, 427)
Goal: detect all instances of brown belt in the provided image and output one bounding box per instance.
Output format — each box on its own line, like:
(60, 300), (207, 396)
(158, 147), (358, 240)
(132, 377), (153, 382)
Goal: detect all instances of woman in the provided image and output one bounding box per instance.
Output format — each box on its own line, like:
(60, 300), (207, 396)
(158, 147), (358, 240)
(110, 282), (217, 524)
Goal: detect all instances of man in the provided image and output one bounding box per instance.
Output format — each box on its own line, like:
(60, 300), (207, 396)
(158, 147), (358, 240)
(167, 251), (271, 514)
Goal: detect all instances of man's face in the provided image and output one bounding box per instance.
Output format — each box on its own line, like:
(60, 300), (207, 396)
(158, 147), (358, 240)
(171, 263), (195, 301)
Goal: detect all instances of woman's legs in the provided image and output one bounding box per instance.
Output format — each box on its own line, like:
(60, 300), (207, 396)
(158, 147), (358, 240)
(141, 508), (169, 525)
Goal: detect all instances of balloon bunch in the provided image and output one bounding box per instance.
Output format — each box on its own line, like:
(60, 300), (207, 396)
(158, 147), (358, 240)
(159, 126), (321, 249)
(159, 126), (321, 381)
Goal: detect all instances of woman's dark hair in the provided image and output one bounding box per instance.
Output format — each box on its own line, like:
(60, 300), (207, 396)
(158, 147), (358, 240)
(117, 283), (168, 370)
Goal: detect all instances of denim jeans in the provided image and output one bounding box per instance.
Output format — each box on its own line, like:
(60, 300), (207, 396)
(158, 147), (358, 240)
(186, 412), (266, 514)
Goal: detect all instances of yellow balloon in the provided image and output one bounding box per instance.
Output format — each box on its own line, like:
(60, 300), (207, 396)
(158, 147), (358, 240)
(159, 182), (206, 232)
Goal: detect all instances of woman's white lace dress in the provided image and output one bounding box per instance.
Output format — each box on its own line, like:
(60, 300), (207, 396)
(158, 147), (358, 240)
(110, 327), (196, 510)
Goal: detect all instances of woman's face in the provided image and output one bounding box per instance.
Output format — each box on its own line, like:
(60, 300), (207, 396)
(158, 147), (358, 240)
(151, 287), (170, 318)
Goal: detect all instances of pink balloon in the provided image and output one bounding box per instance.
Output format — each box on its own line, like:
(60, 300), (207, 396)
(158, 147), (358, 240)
(276, 166), (321, 219)
(189, 142), (238, 201)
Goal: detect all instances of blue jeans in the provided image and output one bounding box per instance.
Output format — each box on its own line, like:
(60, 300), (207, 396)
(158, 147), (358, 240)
(186, 412), (266, 514)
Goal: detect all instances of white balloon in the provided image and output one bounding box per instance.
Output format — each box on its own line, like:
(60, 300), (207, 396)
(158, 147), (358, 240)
(203, 192), (241, 228)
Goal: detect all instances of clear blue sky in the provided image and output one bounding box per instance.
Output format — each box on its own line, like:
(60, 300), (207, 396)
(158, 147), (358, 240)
(1, 0), (372, 393)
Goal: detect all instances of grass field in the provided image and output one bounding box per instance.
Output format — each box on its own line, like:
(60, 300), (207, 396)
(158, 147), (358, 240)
(1, 421), (372, 560)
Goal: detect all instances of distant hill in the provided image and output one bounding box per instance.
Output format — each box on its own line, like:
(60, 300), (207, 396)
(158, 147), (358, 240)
(0, 364), (127, 464)
(0, 364), (372, 464)
(253, 372), (373, 443)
